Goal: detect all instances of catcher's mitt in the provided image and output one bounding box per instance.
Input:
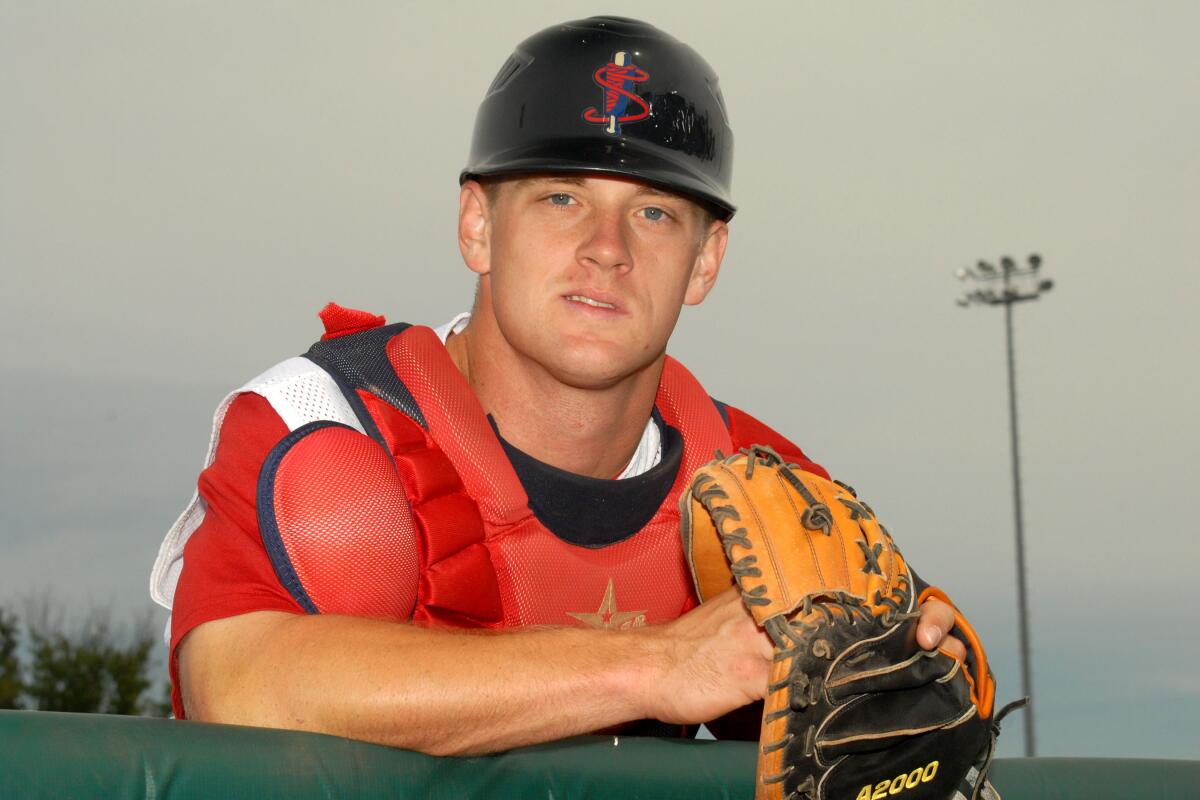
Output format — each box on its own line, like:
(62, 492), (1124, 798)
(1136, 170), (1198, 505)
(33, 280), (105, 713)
(681, 446), (1002, 800)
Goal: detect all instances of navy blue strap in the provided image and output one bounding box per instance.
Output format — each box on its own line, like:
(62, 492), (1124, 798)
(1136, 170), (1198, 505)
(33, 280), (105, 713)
(304, 323), (428, 445)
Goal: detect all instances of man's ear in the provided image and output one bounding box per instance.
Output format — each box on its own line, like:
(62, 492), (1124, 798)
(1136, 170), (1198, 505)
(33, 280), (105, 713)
(683, 219), (728, 306)
(458, 180), (491, 276)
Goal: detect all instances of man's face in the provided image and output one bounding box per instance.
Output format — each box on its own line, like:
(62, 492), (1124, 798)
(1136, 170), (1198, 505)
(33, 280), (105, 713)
(461, 174), (727, 390)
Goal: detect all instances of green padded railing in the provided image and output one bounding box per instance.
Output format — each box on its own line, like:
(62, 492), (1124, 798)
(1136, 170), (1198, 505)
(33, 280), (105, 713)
(1, 711), (1197, 799)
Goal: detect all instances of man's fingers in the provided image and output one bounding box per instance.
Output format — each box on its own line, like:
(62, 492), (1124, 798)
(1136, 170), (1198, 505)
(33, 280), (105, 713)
(916, 597), (956, 650)
(939, 634), (967, 662)
(646, 586), (776, 724)
(756, 628), (774, 660)
(710, 587), (773, 662)
(916, 598), (969, 661)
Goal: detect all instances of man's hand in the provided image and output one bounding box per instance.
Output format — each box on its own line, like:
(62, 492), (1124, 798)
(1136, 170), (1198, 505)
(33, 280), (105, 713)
(639, 591), (967, 727)
(637, 587), (773, 726)
(917, 596), (967, 660)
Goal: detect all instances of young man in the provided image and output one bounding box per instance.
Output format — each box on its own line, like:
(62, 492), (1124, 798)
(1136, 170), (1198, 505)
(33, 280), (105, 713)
(150, 16), (964, 756)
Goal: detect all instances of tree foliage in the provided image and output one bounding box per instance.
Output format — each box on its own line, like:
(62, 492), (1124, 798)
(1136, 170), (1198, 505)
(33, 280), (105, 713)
(0, 608), (23, 709)
(0, 599), (164, 716)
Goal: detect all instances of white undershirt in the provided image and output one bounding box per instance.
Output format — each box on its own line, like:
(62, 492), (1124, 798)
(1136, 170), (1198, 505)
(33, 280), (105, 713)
(432, 313), (662, 479)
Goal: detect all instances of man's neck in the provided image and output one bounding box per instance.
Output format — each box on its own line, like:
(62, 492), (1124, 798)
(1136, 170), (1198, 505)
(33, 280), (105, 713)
(445, 321), (660, 480)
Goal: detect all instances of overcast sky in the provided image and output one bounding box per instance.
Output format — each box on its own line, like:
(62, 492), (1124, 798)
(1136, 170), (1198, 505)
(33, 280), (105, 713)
(2, 1), (1197, 760)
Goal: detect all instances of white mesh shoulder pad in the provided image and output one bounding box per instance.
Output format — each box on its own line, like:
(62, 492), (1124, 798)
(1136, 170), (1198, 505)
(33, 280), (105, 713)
(247, 356), (363, 433)
(148, 357), (365, 636)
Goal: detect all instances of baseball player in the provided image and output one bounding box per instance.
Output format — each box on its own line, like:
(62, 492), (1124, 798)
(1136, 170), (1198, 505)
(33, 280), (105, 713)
(150, 16), (967, 756)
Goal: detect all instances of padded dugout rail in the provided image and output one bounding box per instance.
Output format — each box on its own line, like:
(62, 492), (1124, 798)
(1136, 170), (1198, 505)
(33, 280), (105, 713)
(1, 710), (1197, 799)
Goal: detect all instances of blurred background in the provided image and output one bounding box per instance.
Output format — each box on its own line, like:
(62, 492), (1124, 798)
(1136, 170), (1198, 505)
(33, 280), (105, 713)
(2, 1), (1196, 757)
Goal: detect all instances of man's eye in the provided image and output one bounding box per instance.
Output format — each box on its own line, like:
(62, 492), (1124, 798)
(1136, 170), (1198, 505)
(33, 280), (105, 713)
(641, 207), (667, 221)
(548, 193), (573, 206)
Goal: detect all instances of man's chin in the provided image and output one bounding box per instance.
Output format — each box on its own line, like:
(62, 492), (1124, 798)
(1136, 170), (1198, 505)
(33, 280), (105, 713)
(545, 344), (665, 391)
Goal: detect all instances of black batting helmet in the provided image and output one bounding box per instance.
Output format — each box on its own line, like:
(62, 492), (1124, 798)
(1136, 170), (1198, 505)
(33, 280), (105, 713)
(460, 16), (736, 220)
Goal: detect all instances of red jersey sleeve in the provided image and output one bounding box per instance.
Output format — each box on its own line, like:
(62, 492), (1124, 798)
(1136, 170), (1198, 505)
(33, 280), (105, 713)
(168, 393), (303, 717)
(721, 403), (829, 480)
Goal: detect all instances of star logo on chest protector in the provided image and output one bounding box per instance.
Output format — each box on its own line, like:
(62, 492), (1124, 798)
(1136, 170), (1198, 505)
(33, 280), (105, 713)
(567, 579), (647, 630)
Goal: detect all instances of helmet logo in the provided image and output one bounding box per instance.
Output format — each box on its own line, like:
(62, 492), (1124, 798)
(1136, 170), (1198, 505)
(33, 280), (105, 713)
(582, 51), (650, 135)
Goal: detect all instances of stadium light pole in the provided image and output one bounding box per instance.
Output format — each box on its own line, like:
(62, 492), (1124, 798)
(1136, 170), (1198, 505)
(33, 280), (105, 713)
(956, 253), (1053, 758)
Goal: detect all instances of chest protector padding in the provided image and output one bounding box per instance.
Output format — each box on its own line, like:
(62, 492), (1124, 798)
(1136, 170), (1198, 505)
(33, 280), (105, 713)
(356, 391), (503, 627)
(306, 324), (734, 630)
(258, 420), (420, 620)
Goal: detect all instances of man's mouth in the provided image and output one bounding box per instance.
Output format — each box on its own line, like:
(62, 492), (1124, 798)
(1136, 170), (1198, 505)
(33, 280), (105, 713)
(565, 294), (617, 310)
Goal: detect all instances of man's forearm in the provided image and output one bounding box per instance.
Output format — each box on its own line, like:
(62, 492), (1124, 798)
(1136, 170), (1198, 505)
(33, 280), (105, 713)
(179, 610), (664, 756)
(178, 589), (955, 756)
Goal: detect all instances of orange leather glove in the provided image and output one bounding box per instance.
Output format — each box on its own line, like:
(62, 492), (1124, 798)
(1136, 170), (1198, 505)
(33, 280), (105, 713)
(681, 446), (1002, 800)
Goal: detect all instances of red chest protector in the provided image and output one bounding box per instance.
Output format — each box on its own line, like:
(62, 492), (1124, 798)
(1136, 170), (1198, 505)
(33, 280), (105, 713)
(272, 318), (734, 631)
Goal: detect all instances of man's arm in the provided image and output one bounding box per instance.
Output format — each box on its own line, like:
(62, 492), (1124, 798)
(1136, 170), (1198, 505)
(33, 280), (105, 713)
(180, 588), (959, 755)
(179, 587), (773, 756)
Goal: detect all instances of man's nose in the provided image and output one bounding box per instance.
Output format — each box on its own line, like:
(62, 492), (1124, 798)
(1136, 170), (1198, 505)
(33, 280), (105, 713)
(576, 208), (633, 273)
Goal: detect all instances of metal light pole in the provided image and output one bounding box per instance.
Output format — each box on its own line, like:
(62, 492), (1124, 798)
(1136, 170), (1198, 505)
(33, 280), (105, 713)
(956, 254), (1053, 758)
